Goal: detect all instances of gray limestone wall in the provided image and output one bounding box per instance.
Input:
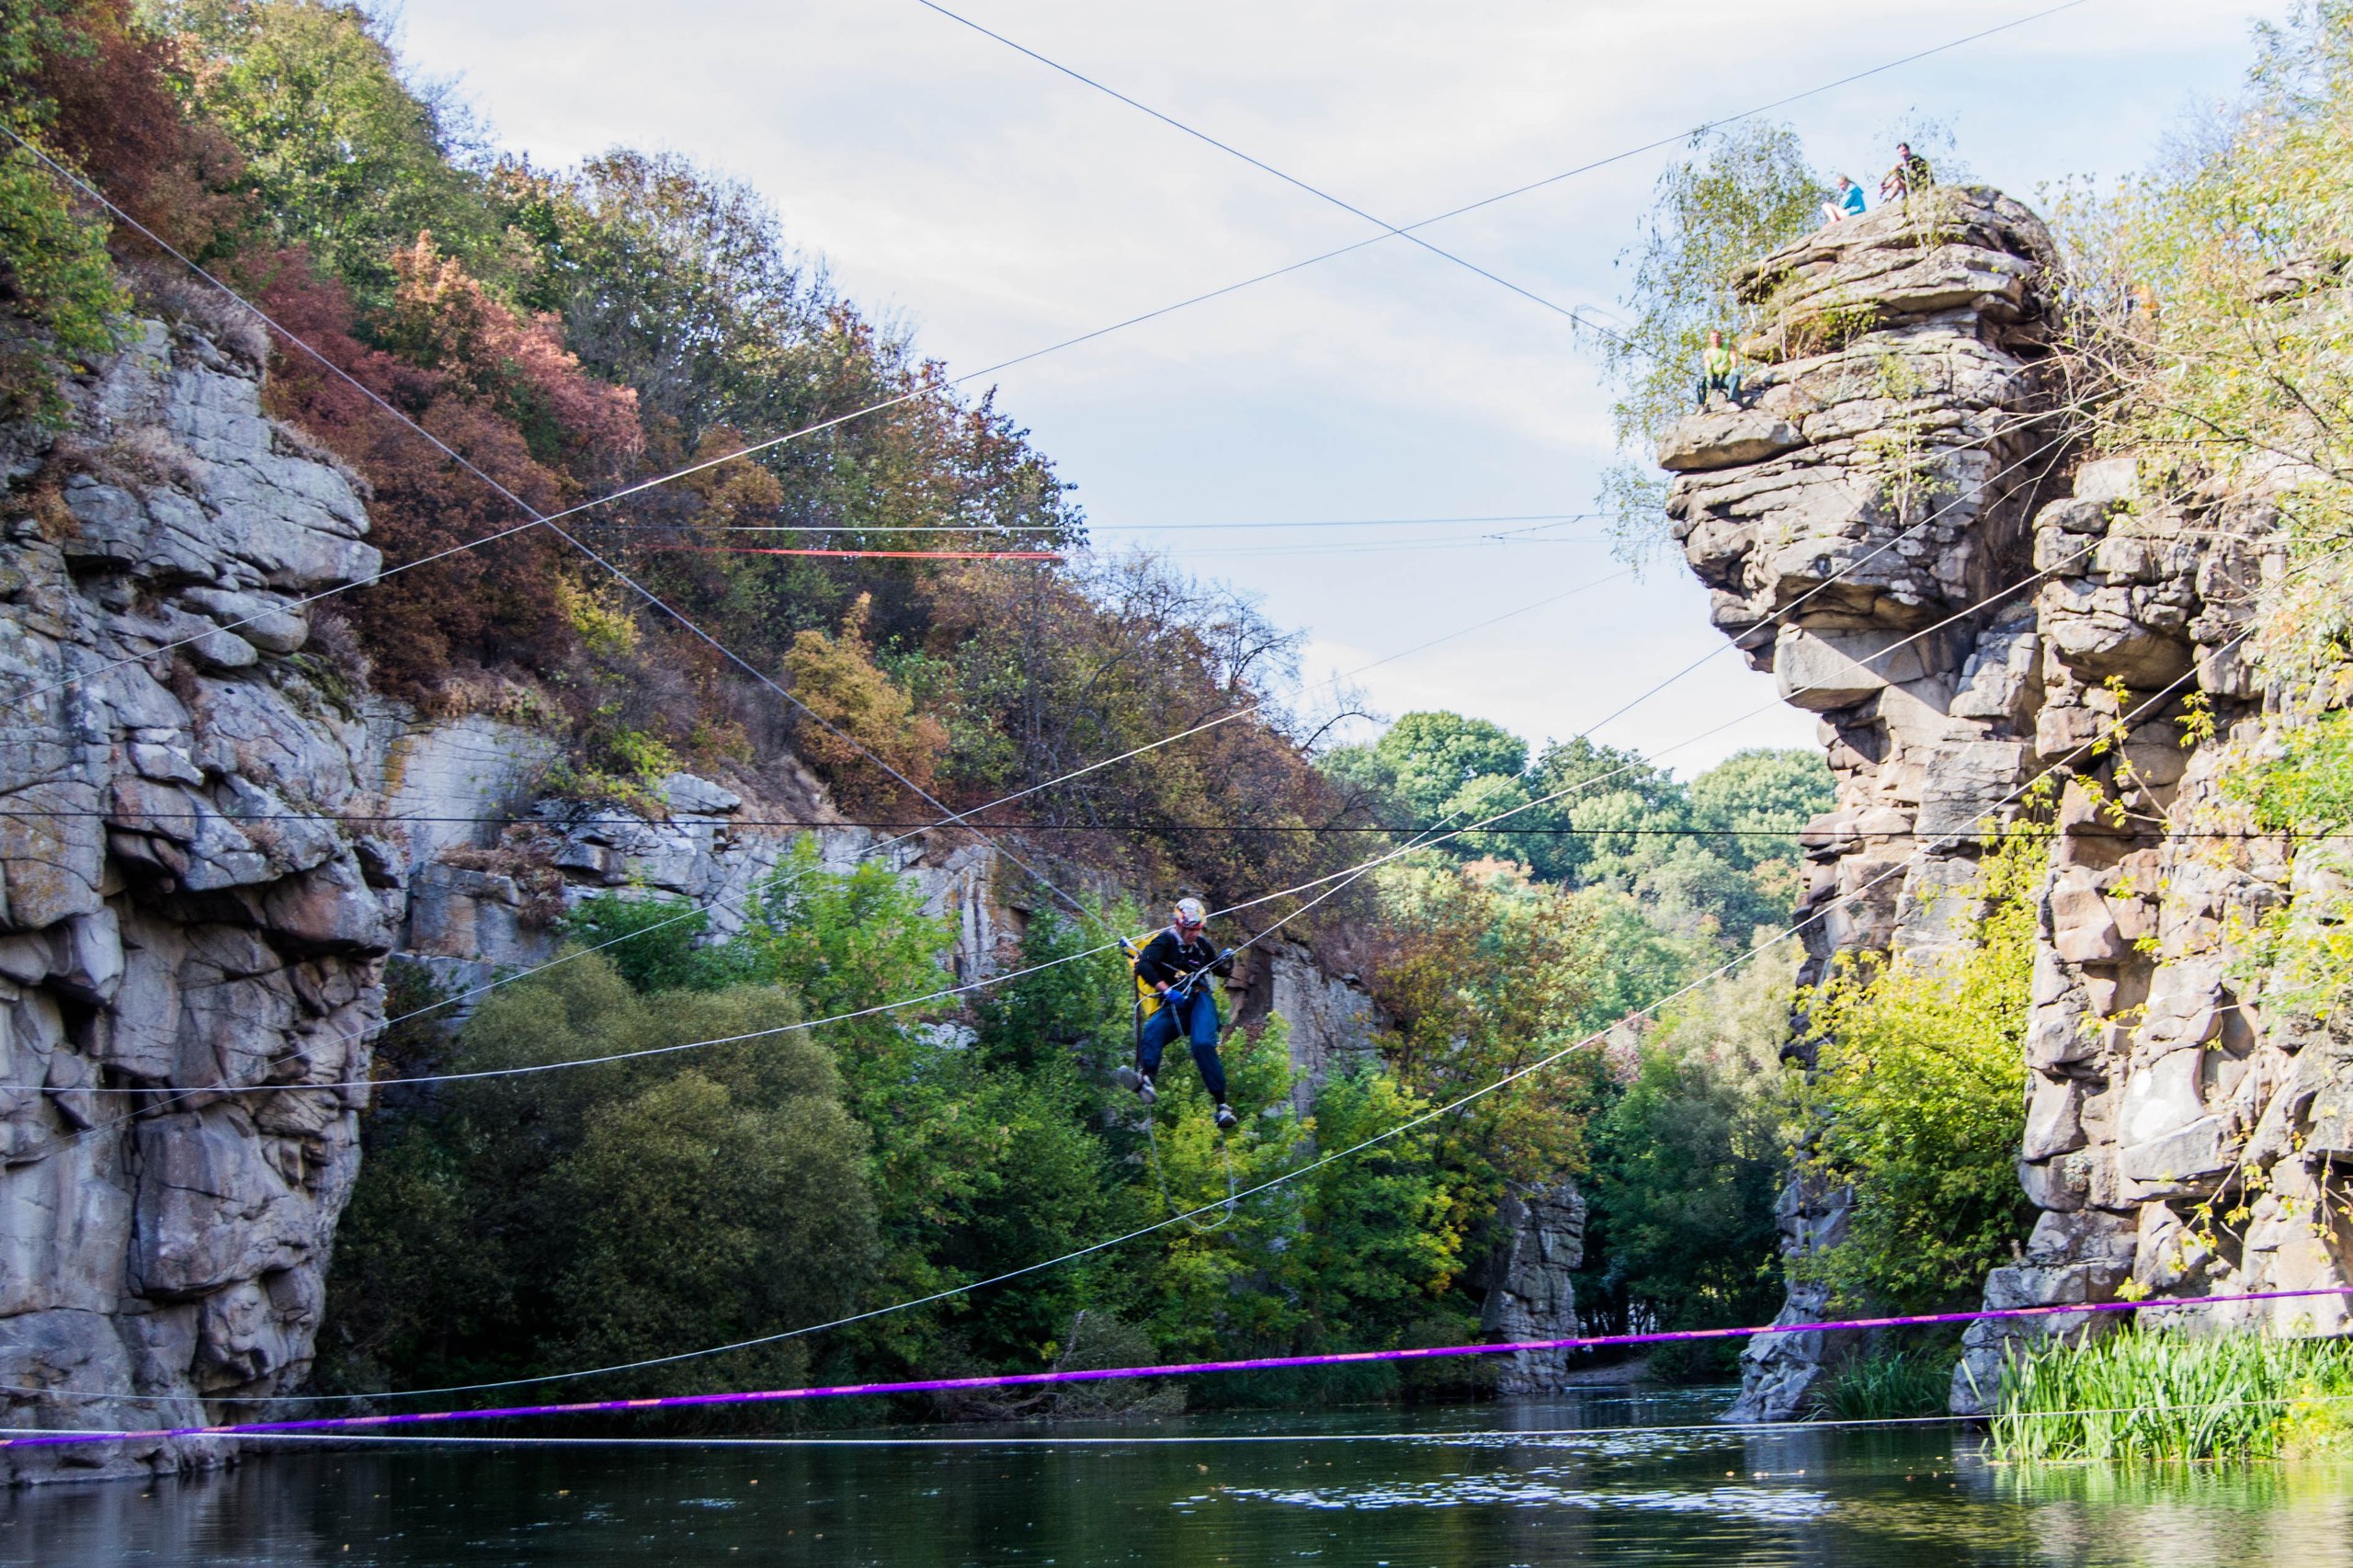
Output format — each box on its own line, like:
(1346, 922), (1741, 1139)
(1659, 187), (2350, 1422)
(0, 321), (390, 1482)
(0, 318), (1398, 1481)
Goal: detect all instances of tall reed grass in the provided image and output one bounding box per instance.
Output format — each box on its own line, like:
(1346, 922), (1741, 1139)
(1818, 1348), (1954, 1419)
(1992, 1324), (2353, 1463)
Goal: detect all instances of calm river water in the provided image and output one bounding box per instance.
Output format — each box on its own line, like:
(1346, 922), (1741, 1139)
(6, 1387), (2348, 1566)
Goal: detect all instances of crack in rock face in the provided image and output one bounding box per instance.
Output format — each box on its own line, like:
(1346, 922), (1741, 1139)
(1662, 189), (2347, 1424)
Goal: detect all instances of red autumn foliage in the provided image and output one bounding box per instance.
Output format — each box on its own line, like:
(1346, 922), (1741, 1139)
(29, 0), (249, 257)
(381, 237), (641, 480)
(247, 243), (642, 699)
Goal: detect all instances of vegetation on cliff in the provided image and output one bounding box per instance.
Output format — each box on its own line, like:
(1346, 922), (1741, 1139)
(1, 0), (1361, 926)
(1792, 821), (2044, 1314)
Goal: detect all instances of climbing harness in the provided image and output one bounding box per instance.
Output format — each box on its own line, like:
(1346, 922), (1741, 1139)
(1120, 936), (1239, 1234)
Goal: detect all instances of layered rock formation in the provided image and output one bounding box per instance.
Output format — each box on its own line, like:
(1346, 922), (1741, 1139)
(0, 318), (1399, 1481)
(0, 322), (390, 1481)
(1659, 187), (2345, 1420)
(1480, 1181), (1589, 1392)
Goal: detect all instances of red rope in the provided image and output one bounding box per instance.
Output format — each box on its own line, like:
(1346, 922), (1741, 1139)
(636, 544), (1063, 562)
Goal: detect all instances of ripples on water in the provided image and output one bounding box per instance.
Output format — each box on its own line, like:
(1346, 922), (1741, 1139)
(5, 1386), (2351, 1566)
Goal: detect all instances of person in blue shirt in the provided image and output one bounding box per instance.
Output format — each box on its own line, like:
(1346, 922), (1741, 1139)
(1822, 175), (1866, 225)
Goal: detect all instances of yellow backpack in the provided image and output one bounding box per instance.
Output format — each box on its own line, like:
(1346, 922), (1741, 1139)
(1120, 935), (1164, 1021)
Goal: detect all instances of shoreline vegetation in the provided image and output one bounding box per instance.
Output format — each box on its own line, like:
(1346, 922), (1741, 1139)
(1991, 1327), (2353, 1465)
(6, 0), (2353, 1461)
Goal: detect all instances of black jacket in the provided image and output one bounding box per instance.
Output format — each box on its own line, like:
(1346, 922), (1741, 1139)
(1134, 928), (1233, 991)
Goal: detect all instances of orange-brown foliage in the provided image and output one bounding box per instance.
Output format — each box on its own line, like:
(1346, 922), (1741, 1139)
(249, 244), (642, 699)
(782, 593), (949, 806)
(31, 0), (249, 256)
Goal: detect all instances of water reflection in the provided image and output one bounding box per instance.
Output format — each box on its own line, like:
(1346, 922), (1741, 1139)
(4, 1386), (2350, 1566)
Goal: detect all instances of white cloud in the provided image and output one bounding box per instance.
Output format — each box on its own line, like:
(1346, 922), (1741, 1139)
(393, 0), (2291, 763)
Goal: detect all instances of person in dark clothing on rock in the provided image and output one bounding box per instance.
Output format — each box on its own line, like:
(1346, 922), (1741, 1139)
(1881, 142), (1933, 204)
(1116, 897), (1239, 1131)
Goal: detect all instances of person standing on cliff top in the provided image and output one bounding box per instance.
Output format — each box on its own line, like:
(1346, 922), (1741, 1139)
(1822, 175), (1867, 225)
(1881, 142), (1933, 203)
(1694, 329), (1743, 411)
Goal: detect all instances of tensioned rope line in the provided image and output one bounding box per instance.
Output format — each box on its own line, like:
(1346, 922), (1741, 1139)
(0, 63), (2154, 1393)
(8, 811), (2328, 843)
(585, 510), (1601, 533)
(96, 376), (2080, 1125)
(1187, 506), (2131, 950)
(916, 0), (1612, 334)
(0, 0), (2099, 713)
(382, 581), (2339, 1403)
(6, 1287), (2336, 1450)
(916, 0), (2100, 347)
(39, 1381), (2353, 1449)
(0, 392), (2098, 869)
(0, 2), (2251, 1427)
(0, 395), (2114, 868)
(0, 131), (1123, 940)
(57, 534), (2260, 1414)
(68, 506), (2128, 1105)
(633, 545), (1064, 561)
(28, 409), (2154, 1309)
(12, 558), (1642, 1191)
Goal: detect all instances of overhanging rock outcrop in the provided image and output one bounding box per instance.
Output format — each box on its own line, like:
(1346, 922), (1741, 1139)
(1661, 186), (2347, 1420)
(1665, 187), (2063, 1422)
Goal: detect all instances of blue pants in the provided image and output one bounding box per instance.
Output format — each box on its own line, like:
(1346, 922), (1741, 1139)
(1139, 988), (1227, 1103)
(1695, 369), (1744, 408)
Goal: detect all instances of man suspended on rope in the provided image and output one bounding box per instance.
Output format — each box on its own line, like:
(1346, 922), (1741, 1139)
(1117, 897), (1240, 1131)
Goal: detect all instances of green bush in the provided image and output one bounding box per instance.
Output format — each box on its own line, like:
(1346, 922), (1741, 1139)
(1791, 824), (2044, 1312)
(0, 142), (125, 417)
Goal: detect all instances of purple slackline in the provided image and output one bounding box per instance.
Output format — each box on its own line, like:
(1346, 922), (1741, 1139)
(6, 1287), (2345, 1452)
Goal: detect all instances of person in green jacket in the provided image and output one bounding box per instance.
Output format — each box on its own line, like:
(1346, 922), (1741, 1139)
(1694, 329), (1743, 410)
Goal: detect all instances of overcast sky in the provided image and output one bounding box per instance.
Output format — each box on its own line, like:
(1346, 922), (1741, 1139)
(387, 0), (2289, 773)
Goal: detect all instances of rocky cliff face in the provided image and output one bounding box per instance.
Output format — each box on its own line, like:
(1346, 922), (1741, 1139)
(0, 319), (1400, 1481)
(0, 321), (389, 1482)
(1660, 187), (2342, 1420)
(1479, 1181), (1588, 1392)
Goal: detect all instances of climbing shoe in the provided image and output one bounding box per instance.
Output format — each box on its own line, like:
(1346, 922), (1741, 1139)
(1115, 1066), (1157, 1106)
(1214, 1102), (1239, 1131)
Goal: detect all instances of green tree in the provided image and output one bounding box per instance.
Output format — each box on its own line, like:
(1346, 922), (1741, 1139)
(1582, 952), (1793, 1369)
(162, 0), (506, 309)
(1601, 121), (1823, 561)
(1687, 747), (1836, 869)
(1794, 825), (2045, 1312)
(321, 955), (878, 1399)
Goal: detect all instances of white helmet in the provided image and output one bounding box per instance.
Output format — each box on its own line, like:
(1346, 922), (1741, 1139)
(1172, 897), (1207, 929)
